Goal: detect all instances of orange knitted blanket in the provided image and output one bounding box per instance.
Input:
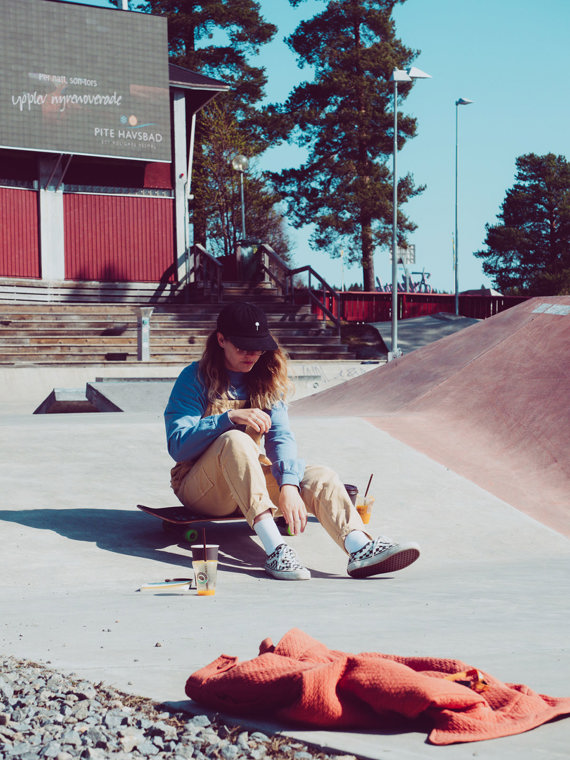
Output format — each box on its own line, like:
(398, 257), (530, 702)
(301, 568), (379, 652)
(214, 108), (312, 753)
(185, 628), (570, 745)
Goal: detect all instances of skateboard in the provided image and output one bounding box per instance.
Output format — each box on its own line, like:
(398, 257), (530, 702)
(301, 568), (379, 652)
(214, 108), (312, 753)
(137, 504), (247, 543)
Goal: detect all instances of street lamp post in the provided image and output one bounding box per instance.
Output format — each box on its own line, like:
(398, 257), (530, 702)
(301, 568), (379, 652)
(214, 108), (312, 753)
(390, 66), (431, 359)
(454, 98), (473, 315)
(232, 154), (249, 241)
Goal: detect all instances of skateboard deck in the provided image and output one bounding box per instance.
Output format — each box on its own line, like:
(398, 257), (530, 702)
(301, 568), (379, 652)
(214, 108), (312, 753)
(137, 504), (246, 542)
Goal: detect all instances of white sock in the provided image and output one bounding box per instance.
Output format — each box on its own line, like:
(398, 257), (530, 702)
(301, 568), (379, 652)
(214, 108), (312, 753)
(344, 530), (370, 554)
(254, 515), (284, 555)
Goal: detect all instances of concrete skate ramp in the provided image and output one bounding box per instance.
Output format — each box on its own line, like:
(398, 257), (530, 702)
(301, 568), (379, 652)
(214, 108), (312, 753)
(291, 297), (570, 535)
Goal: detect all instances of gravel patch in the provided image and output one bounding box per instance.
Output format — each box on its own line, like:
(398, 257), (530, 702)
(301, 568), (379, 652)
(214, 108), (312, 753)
(0, 655), (358, 760)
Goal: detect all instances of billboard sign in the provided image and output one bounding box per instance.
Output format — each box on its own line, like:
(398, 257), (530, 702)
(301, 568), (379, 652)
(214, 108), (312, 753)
(391, 244), (416, 266)
(0, 0), (171, 162)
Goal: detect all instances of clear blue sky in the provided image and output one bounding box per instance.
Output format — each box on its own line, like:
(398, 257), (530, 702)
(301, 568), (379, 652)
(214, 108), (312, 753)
(67, 0), (570, 292)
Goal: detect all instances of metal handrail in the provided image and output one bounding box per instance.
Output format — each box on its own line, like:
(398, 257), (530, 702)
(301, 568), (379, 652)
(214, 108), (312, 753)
(257, 243), (292, 299)
(258, 244), (340, 332)
(188, 243), (223, 302)
(184, 241), (340, 327)
(290, 265), (341, 331)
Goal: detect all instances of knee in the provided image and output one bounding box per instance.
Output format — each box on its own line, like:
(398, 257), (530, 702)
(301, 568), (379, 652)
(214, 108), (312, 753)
(218, 429), (259, 460)
(302, 464), (343, 494)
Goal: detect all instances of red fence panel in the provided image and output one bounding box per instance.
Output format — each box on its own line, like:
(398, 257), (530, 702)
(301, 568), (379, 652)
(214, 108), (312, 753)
(457, 294), (528, 318)
(0, 186), (40, 278)
(400, 293), (455, 318)
(64, 193), (175, 282)
(340, 291), (392, 321)
(310, 291), (530, 322)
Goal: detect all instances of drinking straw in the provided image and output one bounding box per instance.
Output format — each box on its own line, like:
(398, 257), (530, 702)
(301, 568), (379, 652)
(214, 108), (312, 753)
(364, 474), (374, 498)
(203, 528), (208, 590)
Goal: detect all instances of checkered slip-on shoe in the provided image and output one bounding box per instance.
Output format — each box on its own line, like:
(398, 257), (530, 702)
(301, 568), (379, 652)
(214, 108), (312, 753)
(347, 536), (420, 578)
(265, 544), (311, 580)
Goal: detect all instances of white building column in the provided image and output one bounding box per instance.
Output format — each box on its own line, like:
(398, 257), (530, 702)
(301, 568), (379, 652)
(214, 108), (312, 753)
(172, 89), (188, 283)
(38, 156), (66, 281)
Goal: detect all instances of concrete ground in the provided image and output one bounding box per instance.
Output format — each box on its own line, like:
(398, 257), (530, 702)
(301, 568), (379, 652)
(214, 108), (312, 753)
(0, 358), (382, 415)
(0, 306), (568, 759)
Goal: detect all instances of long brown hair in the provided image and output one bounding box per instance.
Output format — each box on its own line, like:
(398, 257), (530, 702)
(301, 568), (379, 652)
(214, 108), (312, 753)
(198, 331), (292, 409)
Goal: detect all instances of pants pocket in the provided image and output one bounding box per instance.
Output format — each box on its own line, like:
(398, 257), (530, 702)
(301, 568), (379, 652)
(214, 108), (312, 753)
(179, 465), (216, 508)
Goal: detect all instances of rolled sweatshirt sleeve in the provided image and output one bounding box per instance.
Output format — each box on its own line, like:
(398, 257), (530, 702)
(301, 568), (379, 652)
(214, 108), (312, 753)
(265, 401), (306, 488)
(164, 363), (234, 463)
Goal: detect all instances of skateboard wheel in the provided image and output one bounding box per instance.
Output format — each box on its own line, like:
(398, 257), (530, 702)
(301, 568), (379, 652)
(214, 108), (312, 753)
(276, 517), (289, 535)
(185, 528), (198, 543)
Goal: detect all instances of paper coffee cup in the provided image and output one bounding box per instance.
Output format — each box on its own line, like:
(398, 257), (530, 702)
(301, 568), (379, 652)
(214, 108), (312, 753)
(344, 483), (358, 505)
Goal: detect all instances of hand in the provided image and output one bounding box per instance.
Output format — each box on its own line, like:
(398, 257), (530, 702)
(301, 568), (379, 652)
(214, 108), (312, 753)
(279, 484), (307, 536)
(228, 407), (272, 434)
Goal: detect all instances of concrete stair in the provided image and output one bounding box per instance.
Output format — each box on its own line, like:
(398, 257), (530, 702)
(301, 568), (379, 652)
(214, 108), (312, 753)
(0, 301), (355, 365)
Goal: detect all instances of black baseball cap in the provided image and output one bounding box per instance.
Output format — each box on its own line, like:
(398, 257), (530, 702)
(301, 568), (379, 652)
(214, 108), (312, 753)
(216, 302), (278, 352)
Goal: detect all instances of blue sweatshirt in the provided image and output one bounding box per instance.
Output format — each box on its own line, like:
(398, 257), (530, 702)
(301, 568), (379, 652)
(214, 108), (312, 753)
(164, 362), (305, 488)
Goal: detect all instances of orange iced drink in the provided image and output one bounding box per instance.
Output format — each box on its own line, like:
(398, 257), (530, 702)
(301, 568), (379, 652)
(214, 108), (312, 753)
(356, 496), (374, 524)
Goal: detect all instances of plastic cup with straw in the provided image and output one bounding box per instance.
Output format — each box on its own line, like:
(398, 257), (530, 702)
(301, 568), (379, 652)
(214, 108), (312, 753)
(191, 529), (219, 596)
(356, 474), (374, 524)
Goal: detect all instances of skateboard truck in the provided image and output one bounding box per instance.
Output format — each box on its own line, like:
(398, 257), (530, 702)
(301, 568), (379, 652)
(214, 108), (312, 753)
(137, 504), (247, 543)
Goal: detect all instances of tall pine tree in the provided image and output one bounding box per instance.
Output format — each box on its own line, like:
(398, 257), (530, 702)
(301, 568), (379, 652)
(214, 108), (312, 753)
(140, 1), (278, 245)
(196, 103), (291, 258)
(271, 0), (424, 290)
(475, 153), (570, 295)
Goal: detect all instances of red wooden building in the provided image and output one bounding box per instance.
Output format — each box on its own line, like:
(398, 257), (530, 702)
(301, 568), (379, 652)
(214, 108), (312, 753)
(0, 4), (228, 290)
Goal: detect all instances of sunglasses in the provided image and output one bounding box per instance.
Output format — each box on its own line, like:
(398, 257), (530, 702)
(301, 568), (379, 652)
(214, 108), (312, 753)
(228, 341), (266, 356)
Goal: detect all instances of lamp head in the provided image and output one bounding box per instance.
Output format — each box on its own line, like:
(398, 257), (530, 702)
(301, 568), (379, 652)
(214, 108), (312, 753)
(232, 154), (249, 172)
(391, 68), (412, 82)
(391, 66), (432, 83)
(456, 98), (474, 106)
(407, 66), (432, 79)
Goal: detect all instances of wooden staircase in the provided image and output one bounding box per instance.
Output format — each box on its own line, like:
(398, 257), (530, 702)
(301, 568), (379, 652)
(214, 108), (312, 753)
(0, 298), (355, 366)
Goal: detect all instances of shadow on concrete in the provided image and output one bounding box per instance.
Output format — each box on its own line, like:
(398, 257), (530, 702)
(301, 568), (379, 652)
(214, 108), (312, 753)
(0, 508), (355, 582)
(163, 699), (433, 743)
(0, 508), (267, 579)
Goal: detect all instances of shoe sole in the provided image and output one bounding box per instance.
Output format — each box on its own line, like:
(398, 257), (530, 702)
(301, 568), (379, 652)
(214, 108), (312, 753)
(348, 546), (420, 578)
(264, 568), (311, 581)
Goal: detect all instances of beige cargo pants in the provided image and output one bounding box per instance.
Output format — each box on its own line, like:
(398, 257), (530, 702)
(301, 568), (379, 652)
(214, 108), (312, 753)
(174, 429), (368, 552)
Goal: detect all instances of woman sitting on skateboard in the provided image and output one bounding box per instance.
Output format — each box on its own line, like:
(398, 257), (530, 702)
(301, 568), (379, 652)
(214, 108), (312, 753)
(164, 301), (420, 580)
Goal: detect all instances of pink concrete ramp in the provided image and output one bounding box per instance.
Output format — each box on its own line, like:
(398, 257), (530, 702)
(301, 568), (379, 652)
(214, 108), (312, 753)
(291, 297), (570, 536)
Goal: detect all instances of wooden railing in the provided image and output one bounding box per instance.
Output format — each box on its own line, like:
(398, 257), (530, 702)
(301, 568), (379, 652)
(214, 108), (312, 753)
(257, 243), (292, 299)
(185, 243), (223, 302)
(178, 243), (528, 324)
(258, 244), (340, 332)
(0, 277), (182, 304)
(291, 265), (341, 332)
